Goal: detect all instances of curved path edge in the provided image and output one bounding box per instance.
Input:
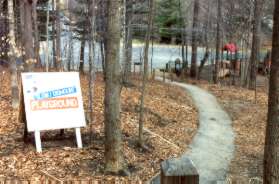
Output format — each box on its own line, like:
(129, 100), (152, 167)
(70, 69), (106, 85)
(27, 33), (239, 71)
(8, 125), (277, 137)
(151, 78), (235, 184)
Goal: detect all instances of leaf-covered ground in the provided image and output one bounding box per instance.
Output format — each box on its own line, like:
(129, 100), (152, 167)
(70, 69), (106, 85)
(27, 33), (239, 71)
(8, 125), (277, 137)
(0, 71), (198, 182)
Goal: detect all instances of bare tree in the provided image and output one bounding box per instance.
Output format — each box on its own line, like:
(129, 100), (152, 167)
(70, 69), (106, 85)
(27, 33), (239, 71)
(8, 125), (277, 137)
(190, 0), (200, 78)
(249, 0), (264, 89)
(45, 0), (50, 71)
(138, 0), (154, 147)
(123, 0), (133, 86)
(213, 0), (221, 84)
(104, 0), (125, 174)
(52, 0), (56, 68)
(22, 0), (36, 71)
(19, 0), (37, 142)
(67, 5), (73, 72)
(55, 0), (62, 71)
(79, 38), (85, 74)
(263, 0), (279, 182)
(8, 0), (19, 109)
(32, 0), (40, 67)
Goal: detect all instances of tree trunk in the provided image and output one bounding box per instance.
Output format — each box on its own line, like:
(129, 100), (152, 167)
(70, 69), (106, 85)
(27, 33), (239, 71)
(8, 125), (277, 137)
(198, 48), (209, 80)
(123, 0), (133, 85)
(100, 40), (106, 79)
(88, 40), (94, 141)
(179, 0), (186, 71)
(52, 0), (56, 69)
(249, 0), (263, 89)
(67, 8), (73, 72)
(22, 0), (35, 71)
(214, 0), (221, 84)
(104, 0), (124, 174)
(88, 0), (95, 142)
(55, 0), (61, 71)
(19, 0), (36, 142)
(45, 0), (50, 71)
(32, 0), (41, 67)
(79, 39), (85, 74)
(263, 0), (279, 182)
(185, 31), (188, 74)
(8, 0), (19, 109)
(19, 0), (25, 51)
(190, 0), (199, 78)
(0, 0), (8, 60)
(138, 0), (154, 147)
(198, 2), (210, 80)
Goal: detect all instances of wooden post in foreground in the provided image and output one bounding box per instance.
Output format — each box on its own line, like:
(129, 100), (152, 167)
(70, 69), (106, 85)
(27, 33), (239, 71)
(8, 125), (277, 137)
(161, 157), (199, 184)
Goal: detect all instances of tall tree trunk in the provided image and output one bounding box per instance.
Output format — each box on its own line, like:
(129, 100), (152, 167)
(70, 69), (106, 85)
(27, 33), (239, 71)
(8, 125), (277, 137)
(88, 0), (95, 143)
(214, 0), (221, 84)
(0, 0), (8, 60)
(104, 0), (124, 173)
(185, 30), (188, 71)
(198, 48), (209, 80)
(67, 8), (73, 72)
(32, 0), (40, 67)
(55, 0), (61, 71)
(249, 0), (263, 89)
(264, 0), (279, 182)
(100, 40), (106, 78)
(52, 0), (56, 69)
(198, 2), (210, 80)
(8, 0), (19, 109)
(179, 0), (186, 69)
(22, 0), (35, 71)
(79, 39), (85, 74)
(123, 0), (133, 85)
(190, 0), (199, 78)
(19, 0), (24, 59)
(138, 0), (153, 147)
(45, 0), (50, 71)
(19, 0), (36, 142)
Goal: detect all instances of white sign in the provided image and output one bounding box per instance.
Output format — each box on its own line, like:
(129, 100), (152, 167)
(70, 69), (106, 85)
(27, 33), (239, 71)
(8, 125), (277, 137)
(21, 72), (86, 152)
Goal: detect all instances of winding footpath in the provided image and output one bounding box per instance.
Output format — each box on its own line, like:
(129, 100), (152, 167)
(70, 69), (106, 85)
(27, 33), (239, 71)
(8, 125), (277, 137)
(154, 78), (235, 183)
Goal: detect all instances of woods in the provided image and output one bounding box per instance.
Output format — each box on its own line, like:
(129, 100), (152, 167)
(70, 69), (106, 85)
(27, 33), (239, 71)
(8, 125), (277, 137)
(0, 0), (278, 183)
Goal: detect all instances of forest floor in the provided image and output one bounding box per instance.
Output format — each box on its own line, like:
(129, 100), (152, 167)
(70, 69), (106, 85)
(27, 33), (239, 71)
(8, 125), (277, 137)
(185, 77), (267, 183)
(0, 71), (198, 182)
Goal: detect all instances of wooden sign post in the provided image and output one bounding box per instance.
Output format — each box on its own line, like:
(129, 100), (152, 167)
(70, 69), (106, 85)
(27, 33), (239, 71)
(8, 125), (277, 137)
(21, 72), (86, 152)
(161, 157), (199, 184)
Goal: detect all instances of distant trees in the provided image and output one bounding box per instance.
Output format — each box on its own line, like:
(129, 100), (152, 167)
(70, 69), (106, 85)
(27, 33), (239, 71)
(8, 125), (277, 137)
(155, 0), (182, 44)
(70, 0), (92, 73)
(264, 0), (279, 182)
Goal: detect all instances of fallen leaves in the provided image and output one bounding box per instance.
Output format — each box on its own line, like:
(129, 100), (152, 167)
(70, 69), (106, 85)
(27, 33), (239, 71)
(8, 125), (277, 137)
(0, 72), (198, 182)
